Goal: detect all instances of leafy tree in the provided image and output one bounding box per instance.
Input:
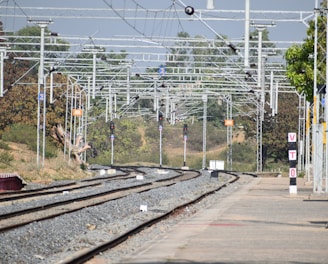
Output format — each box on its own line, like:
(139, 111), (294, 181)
(0, 24), (69, 135)
(0, 68), (67, 133)
(285, 1), (327, 102)
(262, 93), (299, 164)
(207, 99), (226, 127)
(193, 33), (239, 67)
(7, 25), (70, 81)
(248, 29), (278, 62)
(87, 118), (144, 164)
(234, 28), (300, 168)
(238, 92), (299, 167)
(13, 26), (70, 53)
(166, 31), (192, 71)
(0, 22), (71, 132)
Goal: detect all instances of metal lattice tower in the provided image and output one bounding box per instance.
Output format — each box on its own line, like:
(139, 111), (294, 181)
(0, 0), (316, 171)
(312, 0), (328, 193)
(225, 94), (233, 171)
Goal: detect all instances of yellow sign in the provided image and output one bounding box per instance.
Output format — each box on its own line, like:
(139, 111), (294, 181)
(72, 109), (83, 117)
(323, 122), (326, 145)
(224, 119), (234, 126)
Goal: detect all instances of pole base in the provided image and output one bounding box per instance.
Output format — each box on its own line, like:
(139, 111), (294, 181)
(107, 169), (116, 174)
(289, 185), (297, 195)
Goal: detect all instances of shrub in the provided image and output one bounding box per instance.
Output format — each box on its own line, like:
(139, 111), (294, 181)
(2, 123), (36, 145)
(0, 151), (14, 165)
(2, 123), (57, 158)
(0, 141), (11, 150)
(232, 142), (256, 163)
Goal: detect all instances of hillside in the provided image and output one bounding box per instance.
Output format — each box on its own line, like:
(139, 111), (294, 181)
(0, 127), (251, 183)
(0, 130), (246, 184)
(0, 142), (89, 184)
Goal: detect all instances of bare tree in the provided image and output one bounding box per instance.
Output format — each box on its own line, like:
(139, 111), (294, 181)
(50, 123), (96, 164)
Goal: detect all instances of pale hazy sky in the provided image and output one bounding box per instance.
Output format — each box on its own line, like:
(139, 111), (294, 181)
(1, 0), (319, 42)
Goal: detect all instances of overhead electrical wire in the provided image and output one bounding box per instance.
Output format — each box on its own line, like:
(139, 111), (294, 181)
(102, 0), (186, 50)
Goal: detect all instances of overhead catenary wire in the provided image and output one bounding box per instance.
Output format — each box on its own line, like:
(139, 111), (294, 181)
(102, 0), (177, 50)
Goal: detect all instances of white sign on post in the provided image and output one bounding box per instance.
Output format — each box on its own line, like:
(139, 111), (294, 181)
(209, 160), (224, 170)
(288, 150), (297, 161)
(289, 168), (297, 178)
(288, 132), (297, 143)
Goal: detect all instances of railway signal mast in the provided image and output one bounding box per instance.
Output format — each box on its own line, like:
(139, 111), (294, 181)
(159, 112), (164, 168)
(110, 121), (115, 166)
(183, 124), (188, 168)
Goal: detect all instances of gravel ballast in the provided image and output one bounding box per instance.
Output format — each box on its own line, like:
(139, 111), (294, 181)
(0, 168), (254, 264)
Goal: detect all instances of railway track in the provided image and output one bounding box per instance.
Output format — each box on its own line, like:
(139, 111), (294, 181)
(0, 167), (256, 264)
(0, 167), (134, 202)
(58, 170), (246, 264)
(0, 167), (200, 232)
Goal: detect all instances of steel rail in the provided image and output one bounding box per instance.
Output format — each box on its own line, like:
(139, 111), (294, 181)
(0, 167), (201, 232)
(58, 171), (256, 264)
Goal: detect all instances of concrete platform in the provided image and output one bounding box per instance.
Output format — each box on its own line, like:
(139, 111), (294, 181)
(122, 177), (328, 264)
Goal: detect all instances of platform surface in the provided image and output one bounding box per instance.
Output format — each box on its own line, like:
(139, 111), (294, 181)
(122, 176), (328, 264)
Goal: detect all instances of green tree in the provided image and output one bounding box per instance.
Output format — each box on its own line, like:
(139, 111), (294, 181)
(13, 26), (70, 53)
(262, 93), (299, 165)
(87, 118), (144, 164)
(248, 29), (278, 63)
(285, 1), (327, 102)
(0, 68), (67, 133)
(207, 99), (226, 128)
(234, 28), (300, 168)
(238, 92), (299, 168)
(192, 34), (238, 67)
(166, 31), (192, 71)
(0, 22), (68, 134)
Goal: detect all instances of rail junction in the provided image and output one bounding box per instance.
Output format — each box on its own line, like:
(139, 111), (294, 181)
(0, 0), (318, 178)
(0, 166), (249, 263)
(1, 1), (328, 263)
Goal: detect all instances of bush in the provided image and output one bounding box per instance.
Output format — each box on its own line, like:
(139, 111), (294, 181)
(0, 141), (11, 150)
(0, 151), (14, 165)
(232, 142), (256, 163)
(215, 141), (257, 171)
(2, 123), (58, 158)
(187, 122), (226, 152)
(2, 123), (36, 145)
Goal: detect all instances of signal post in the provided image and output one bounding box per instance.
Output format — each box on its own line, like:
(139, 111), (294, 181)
(182, 124), (189, 170)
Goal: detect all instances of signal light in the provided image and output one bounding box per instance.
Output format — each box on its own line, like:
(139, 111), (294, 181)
(183, 124), (188, 136)
(110, 121), (115, 132)
(158, 113), (164, 126)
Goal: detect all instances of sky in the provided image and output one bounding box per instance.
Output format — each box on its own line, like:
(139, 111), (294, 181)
(0, 0), (320, 44)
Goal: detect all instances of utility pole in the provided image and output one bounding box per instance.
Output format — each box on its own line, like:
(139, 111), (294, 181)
(183, 124), (188, 168)
(82, 46), (104, 100)
(251, 21), (275, 172)
(202, 94), (208, 169)
(0, 47), (8, 97)
(226, 95), (233, 171)
(244, 0), (250, 68)
(28, 19), (53, 169)
(158, 112), (163, 168)
(313, 0), (328, 193)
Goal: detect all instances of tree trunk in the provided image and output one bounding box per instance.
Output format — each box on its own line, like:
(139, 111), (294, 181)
(50, 124), (92, 164)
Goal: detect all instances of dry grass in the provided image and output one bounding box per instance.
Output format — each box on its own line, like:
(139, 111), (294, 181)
(166, 131), (246, 169)
(0, 130), (247, 183)
(0, 141), (89, 184)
